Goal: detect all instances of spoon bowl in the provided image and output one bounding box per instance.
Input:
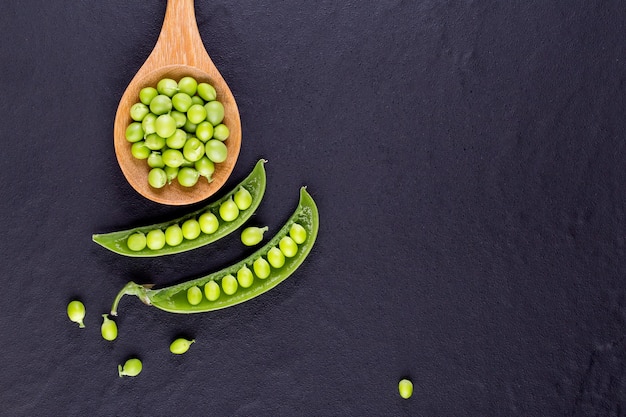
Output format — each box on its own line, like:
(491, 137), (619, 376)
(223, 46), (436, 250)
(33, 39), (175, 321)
(113, 0), (241, 205)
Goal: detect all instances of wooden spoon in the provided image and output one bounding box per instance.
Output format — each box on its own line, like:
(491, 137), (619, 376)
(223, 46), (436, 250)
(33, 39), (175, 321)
(113, 0), (241, 205)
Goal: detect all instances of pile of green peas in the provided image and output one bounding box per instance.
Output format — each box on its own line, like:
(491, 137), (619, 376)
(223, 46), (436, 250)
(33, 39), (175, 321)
(124, 76), (230, 189)
(185, 223), (307, 305)
(126, 186), (252, 251)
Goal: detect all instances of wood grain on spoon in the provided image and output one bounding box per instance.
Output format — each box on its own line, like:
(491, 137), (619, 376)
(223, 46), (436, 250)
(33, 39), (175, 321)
(114, 0), (241, 205)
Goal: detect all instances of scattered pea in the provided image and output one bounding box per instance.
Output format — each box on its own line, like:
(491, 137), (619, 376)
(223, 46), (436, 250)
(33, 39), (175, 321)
(67, 300), (86, 328)
(204, 280), (220, 301)
(187, 286), (203, 305)
(241, 226), (268, 246)
(253, 257), (271, 279)
(279, 236), (298, 258)
(127, 232), (147, 251)
(398, 379), (413, 399)
(237, 265), (254, 288)
(289, 223), (307, 244)
(221, 274), (238, 295)
(118, 358), (142, 377)
(170, 338), (195, 354)
(101, 314), (118, 341)
(267, 247), (286, 268)
(219, 197), (239, 222)
(234, 187), (253, 210)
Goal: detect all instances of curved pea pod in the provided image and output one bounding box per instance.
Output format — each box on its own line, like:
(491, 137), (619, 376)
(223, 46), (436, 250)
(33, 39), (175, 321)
(110, 187), (319, 315)
(92, 159), (267, 257)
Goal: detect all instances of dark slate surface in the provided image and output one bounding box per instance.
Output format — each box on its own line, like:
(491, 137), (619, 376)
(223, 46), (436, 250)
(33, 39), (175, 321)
(1, 0), (626, 415)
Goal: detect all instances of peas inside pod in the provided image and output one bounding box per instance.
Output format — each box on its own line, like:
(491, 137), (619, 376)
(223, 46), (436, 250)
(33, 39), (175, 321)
(125, 76), (231, 190)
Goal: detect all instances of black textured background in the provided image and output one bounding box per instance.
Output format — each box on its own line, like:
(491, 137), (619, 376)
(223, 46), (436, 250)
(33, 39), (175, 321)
(1, 1), (626, 416)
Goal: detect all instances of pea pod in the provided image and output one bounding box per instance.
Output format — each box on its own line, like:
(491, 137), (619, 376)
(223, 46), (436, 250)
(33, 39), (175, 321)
(110, 187), (319, 314)
(92, 159), (267, 257)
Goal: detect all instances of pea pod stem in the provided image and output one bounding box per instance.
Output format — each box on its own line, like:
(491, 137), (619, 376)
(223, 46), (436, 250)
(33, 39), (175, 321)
(111, 282), (152, 316)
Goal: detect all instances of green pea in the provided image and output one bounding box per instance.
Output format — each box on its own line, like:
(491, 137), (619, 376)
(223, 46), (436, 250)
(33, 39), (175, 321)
(148, 168), (167, 189)
(125, 122), (144, 143)
(289, 223), (307, 244)
(195, 156), (215, 179)
(166, 128), (187, 149)
(198, 212), (219, 234)
(130, 103), (149, 122)
(204, 280), (221, 301)
(144, 133), (166, 151)
(398, 379), (413, 399)
(139, 87), (158, 105)
(165, 166), (179, 184)
(150, 94), (172, 115)
(205, 139), (228, 163)
(170, 110), (187, 128)
(155, 114), (177, 138)
(131, 141), (151, 160)
(221, 274), (238, 295)
(213, 123), (229, 141)
(183, 137), (205, 162)
(240, 226), (268, 246)
(197, 82), (216, 101)
(178, 167), (200, 187)
(141, 113), (157, 135)
(191, 95), (205, 106)
(165, 224), (183, 246)
(162, 149), (184, 168)
(253, 257), (271, 279)
(219, 197), (239, 222)
(118, 358), (142, 378)
(187, 104), (207, 124)
(182, 219), (201, 240)
(204, 101), (224, 125)
(101, 314), (118, 341)
(178, 76), (198, 96)
(157, 77), (178, 97)
(172, 92), (192, 112)
(279, 236), (298, 258)
(183, 118), (197, 133)
(146, 229), (166, 250)
(195, 121), (214, 142)
(147, 152), (164, 169)
(170, 337), (195, 354)
(67, 300), (86, 328)
(187, 286), (203, 305)
(234, 187), (253, 210)
(237, 265), (254, 288)
(267, 247), (285, 268)
(127, 232), (147, 251)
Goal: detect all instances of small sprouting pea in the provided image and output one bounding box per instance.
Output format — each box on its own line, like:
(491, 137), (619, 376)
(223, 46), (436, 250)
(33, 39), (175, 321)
(165, 224), (183, 246)
(178, 76), (198, 96)
(253, 257), (271, 279)
(101, 314), (118, 341)
(267, 247), (286, 268)
(67, 300), (86, 328)
(197, 83), (217, 101)
(199, 212), (219, 234)
(127, 232), (147, 251)
(125, 122), (144, 143)
(398, 379), (413, 399)
(221, 274), (238, 295)
(170, 337), (195, 354)
(204, 280), (220, 301)
(240, 226), (268, 246)
(139, 86), (158, 105)
(118, 358), (142, 377)
(237, 265), (254, 288)
(148, 168), (167, 189)
(213, 123), (229, 141)
(289, 223), (307, 244)
(182, 219), (201, 240)
(279, 236), (298, 258)
(146, 229), (166, 250)
(234, 187), (253, 210)
(187, 286), (203, 305)
(219, 197), (239, 222)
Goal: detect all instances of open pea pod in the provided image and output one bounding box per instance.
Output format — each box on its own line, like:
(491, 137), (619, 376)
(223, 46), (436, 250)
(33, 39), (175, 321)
(93, 159), (267, 257)
(111, 187), (319, 315)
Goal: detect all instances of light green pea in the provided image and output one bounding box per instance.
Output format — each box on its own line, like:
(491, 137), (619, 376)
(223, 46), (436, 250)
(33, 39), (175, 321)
(195, 121), (214, 142)
(219, 197), (239, 222)
(183, 137), (205, 162)
(197, 83), (216, 101)
(139, 87), (158, 105)
(165, 224), (183, 246)
(182, 219), (201, 240)
(170, 110), (187, 128)
(147, 152), (164, 169)
(145, 133), (166, 151)
(178, 76), (198, 96)
(195, 156), (215, 179)
(234, 187), (252, 210)
(267, 247), (285, 268)
(118, 358), (142, 377)
(204, 280), (220, 301)
(67, 300), (86, 328)
(146, 229), (166, 250)
(172, 92), (192, 112)
(398, 379), (413, 399)
(170, 338), (195, 354)
(155, 114), (177, 138)
(101, 314), (118, 341)
(165, 166), (179, 184)
(198, 212), (219, 234)
(205, 139), (228, 163)
(237, 265), (254, 288)
(204, 101), (224, 125)
(253, 257), (271, 279)
(279, 236), (298, 258)
(166, 129), (187, 149)
(289, 223), (307, 244)
(130, 103), (149, 122)
(190, 95), (205, 106)
(213, 123), (229, 141)
(187, 104), (207, 124)
(178, 167), (200, 187)
(141, 113), (157, 135)
(157, 78), (178, 96)
(125, 122), (144, 143)
(127, 232), (147, 251)
(148, 167), (167, 189)
(221, 274), (238, 295)
(131, 141), (151, 160)
(240, 226), (268, 246)
(187, 286), (203, 305)
(162, 149), (184, 168)
(150, 94), (172, 115)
